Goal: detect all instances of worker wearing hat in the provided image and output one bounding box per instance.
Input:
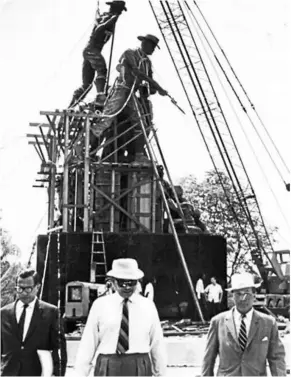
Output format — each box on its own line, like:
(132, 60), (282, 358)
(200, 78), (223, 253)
(92, 33), (168, 162)
(74, 258), (167, 376)
(69, 1), (127, 107)
(201, 272), (286, 376)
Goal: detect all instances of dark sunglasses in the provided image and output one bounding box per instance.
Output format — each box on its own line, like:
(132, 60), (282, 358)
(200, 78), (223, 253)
(116, 279), (137, 287)
(15, 286), (35, 293)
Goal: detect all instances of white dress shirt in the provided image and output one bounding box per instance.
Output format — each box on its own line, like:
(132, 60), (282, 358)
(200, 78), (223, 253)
(196, 279), (204, 299)
(74, 292), (167, 376)
(233, 307), (254, 337)
(15, 297), (37, 341)
(144, 282), (154, 300)
(205, 283), (223, 303)
(136, 281), (142, 294)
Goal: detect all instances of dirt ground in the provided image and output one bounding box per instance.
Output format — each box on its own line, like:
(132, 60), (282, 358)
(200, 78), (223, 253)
(65, 332), (290, 376)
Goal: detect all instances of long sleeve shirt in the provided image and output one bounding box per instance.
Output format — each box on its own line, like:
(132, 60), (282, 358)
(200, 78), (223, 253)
(85, 13), (118, 51)
(74, 292), (167, 376)
(116, 48), (154, 91)
(195, 279), (205, 300)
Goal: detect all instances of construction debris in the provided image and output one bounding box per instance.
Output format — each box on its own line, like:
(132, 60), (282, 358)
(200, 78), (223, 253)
(161, 319), (209, 337)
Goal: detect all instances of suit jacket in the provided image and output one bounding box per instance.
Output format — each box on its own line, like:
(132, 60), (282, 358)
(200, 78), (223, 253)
(201, 308), (286, 376)
(1, 299), (67, 376)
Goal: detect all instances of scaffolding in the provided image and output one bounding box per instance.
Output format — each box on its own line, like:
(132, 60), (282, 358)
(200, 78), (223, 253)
(27, 88), (205, 321)
(27, 108), (164, 234)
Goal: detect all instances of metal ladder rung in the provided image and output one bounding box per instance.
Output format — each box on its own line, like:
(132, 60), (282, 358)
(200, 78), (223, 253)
(95, 262), (106, 265)
(92, 251), (105, 254)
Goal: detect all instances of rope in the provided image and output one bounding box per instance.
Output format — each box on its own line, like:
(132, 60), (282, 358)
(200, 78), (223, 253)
(68, 83), (93, 109)
(183, 3), (290, 229)
(97, 56), (150, 120)
(40, 231), (52, 299)
(56, 230), (62, 376)
(189, 1), (290, 180)
(105, 24), (116, 95)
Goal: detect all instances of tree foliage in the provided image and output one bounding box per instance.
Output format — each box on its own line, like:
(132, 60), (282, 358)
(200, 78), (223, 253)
(1, 224), (23, 307)
(179, 170), (278, 280)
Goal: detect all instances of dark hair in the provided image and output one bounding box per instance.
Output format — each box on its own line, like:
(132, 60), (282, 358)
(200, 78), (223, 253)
(16, 269), (40, 286)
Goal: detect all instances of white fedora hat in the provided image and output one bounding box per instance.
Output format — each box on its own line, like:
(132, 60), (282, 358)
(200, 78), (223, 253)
(107, 258), (144, 280)
(226, 272), (261, 292)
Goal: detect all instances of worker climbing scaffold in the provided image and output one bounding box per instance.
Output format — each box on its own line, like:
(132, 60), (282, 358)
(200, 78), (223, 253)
(69, 1), (127, 108)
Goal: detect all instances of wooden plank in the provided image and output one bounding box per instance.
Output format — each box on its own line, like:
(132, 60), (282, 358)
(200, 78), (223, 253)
(34, 136), (46, 161)
(29, 123), (50, 127)
(26, 134), (43, 138)
(39, 126), (50, 158)
(40, 110), (101, 119)
(28, 141), (45, 145)
(93, 184), (150, 233)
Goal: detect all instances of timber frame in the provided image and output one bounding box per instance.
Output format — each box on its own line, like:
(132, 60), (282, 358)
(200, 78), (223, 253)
(27, 109), (163, 233)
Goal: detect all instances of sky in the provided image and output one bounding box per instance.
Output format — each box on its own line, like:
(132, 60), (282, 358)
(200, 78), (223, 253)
(0, 0), (290, 262)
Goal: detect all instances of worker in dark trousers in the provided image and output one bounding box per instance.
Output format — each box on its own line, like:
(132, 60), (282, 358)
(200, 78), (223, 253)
(69, 1), (127, 107)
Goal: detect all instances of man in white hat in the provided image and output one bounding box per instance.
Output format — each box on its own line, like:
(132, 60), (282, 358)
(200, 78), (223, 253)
(74, 258), (167, 376)
(201, 272), (286, 376)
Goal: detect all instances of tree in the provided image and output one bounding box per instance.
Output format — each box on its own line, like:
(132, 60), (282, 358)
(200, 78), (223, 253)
(179, 170), (278, 281)
(0, 223), (23, 307)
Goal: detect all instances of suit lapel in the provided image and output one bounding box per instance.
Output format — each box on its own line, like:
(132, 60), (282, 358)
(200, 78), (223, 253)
(225, 308), (240, 347)
(246, 309), (260, 349)
(10, 301), (21, 341)
(24, 299), (43, 342)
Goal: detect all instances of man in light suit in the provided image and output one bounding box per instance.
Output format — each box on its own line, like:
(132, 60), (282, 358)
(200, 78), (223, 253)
(201, 272), (286, 376)
(1, 269), (67, 376)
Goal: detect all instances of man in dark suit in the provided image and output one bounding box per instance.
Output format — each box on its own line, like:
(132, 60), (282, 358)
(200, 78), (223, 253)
(1, 269), (67, 376)
(201, 272), (286, 376)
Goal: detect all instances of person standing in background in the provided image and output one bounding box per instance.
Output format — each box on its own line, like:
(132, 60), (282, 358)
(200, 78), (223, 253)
(196, 273), (208, 320)
(204, 276), (223, 319)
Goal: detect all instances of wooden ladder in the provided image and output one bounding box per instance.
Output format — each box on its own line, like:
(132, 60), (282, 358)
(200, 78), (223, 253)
(90, 231), (108, 283)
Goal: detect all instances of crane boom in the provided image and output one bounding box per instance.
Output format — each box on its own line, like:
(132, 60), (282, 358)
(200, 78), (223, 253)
(149, 0), (284, 287)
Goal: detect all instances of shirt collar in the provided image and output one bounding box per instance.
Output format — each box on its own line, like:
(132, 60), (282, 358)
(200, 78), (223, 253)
(137, 47), (149, 60)
(18, 297), (37, 309)
(234, 306), (254, 321)
(114, 292), (137, 304)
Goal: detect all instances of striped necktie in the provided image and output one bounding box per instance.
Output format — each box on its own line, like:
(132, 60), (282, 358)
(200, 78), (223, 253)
(238, 314), (247, 351)
(116, 298), (129, 354)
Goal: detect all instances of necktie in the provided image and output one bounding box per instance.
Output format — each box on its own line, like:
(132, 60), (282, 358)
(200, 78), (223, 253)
(18, 304), (28, 342)
(116, 299), (129, 354)
(238, 314), (247, 351)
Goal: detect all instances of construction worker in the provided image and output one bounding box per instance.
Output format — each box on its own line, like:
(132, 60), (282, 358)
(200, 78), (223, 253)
(91, 34), (168, 159)
(69, 1), (127, 107)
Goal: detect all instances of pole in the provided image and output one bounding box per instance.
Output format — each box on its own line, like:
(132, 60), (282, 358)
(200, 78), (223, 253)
(110, 169), (115, 232)
(105, 25), (116, 95)
(133, 96), (205, 322)
(62, 113), (69, 232)
(48, 135), (56, 229)
(83, 117), (90, 231)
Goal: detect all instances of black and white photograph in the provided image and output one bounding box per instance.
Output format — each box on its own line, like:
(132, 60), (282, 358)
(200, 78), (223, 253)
(0, 0), (290, 376)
